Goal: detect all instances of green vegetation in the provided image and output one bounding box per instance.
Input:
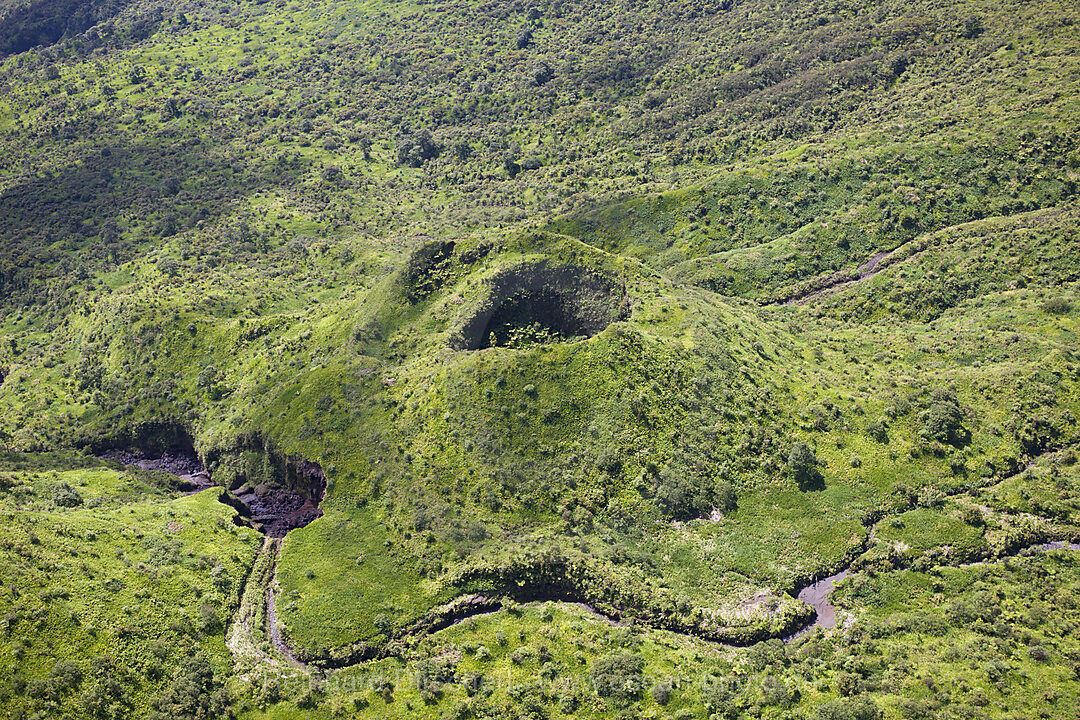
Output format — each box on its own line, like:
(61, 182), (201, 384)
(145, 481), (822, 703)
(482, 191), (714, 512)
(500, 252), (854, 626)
(0, 451), (260, 718)
(0, 0), (1079, 715)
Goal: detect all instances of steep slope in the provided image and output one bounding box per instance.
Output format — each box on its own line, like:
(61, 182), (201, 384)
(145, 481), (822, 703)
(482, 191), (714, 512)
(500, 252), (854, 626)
(0, 0), (1079, 717)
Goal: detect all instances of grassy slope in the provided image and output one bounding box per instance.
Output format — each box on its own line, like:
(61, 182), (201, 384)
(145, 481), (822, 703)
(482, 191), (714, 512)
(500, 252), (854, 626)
(0, 0), (1078, 716)
(0, 452), (261, 718)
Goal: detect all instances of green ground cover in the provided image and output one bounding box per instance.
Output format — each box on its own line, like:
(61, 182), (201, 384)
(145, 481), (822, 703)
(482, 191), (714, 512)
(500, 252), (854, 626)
(0, 0), (1079, 715)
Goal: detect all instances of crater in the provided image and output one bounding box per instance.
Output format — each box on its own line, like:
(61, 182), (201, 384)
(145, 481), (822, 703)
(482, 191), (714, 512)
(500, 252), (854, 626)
(402, 239), (456, 302)
(453, 262), (628, 350)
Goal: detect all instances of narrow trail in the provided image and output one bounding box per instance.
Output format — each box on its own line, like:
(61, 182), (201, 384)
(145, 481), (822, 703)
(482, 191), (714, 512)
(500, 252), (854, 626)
(775, 207), (1072, 307)
(781, 246), (899, 306)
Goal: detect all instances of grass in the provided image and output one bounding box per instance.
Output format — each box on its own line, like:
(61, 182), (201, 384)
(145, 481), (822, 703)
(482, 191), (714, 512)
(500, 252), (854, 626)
(0, 453), (261, 718)
(0, 0), (1078, 715)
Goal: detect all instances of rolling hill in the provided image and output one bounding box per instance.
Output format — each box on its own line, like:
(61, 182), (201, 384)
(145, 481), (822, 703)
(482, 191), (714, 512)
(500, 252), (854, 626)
(1, 0), (1079, 717)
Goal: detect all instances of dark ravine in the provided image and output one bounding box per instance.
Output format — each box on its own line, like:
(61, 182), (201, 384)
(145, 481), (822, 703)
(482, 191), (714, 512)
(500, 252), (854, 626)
(99, 431), (326, 538)
(99, 447), (214, 493)
(249, 527), (1080, 670)
(303, 573), (811, 669)
(261, 535), (1080, 671)
(104, 430), (1080, 669)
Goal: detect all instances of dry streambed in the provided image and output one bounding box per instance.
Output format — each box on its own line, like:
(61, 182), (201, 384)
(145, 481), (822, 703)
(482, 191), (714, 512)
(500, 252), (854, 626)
(96, 447), (1080, 670)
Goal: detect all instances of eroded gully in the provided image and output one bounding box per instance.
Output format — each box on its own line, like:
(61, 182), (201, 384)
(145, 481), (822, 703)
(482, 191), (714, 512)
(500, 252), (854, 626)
(106, 447), (1080, 671)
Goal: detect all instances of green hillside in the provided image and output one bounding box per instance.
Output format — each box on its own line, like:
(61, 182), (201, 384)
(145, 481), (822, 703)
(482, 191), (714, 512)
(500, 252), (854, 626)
(1, 0), (1079, 717)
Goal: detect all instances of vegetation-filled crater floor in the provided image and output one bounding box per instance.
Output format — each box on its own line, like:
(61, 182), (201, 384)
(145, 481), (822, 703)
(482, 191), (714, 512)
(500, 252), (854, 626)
(1, 0), (1080, 716)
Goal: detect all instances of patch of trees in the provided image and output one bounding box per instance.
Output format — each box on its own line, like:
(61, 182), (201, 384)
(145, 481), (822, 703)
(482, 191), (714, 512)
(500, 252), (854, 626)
(415, 657), (457, 704)
(148, 654), (230, 720)
(651, 467), (736, 520)
(78, 656), (131, 719)
(590, 652), (644, 701)
(788, 442), (823, 490)
(918, 388), (968, 447)
(51, 482), (83, 507)
(815, 697), (882, 720)
(1041, 297), (1072, 315)
(0, 0), (132, 57)
(24, 660), (83, 715)
(395, 129), (441, 167)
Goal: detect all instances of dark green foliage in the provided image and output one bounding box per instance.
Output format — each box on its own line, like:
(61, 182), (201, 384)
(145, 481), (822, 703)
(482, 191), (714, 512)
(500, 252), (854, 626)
(961, 14), (984, 38)
(815, 697), (882, 720)
(80, 656), (131, 720)
(865, 419), (889, 444)
(1029, 645), (1050, 661)
(744, 639), (788, 672)
(1042, 297), (1073, 315)
(52, 482), (83, 507)
(589, 652), (645, 701)
(653, 469), (736, 520)
(415, 658), (455, 704)
(960, 505), (984, 527)
(149, 654), (230, 720)
(395, 129), (441, 167)
(946, 590), (1001, 626)
(788, 442), (823, 490)
(759, 674), (793, 707)
(918, 389), (967, 447)
(24, 659), (83, 708)
(528, 60), (554, 86)
(650, 679), (673, 705)
(701, 677), (739, 719)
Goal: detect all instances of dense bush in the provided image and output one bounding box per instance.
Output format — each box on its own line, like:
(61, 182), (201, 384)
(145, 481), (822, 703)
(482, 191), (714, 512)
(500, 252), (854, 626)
(1041, 297), (1072, 315)
(788, 442), (823, 490)
(395, 129), (440, 168)
(590, 652), (645, 701)
(815, 697), (882, 720)
(653, 470), (737, 519)
(865, 419), (889, 443)
(149, 654), (230, 720)
(52, 482), (83, 507)
(919, 389), (967, 446)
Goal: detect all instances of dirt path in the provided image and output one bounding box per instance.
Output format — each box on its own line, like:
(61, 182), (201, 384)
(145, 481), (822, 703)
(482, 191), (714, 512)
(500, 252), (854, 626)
(781, 246), (901, 306)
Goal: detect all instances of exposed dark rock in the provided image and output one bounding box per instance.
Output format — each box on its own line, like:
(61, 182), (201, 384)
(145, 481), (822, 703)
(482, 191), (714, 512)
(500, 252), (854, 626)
(99, 447), (213, 492)
(229, 483), (323, 538)
(98, 426), (325, 537)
